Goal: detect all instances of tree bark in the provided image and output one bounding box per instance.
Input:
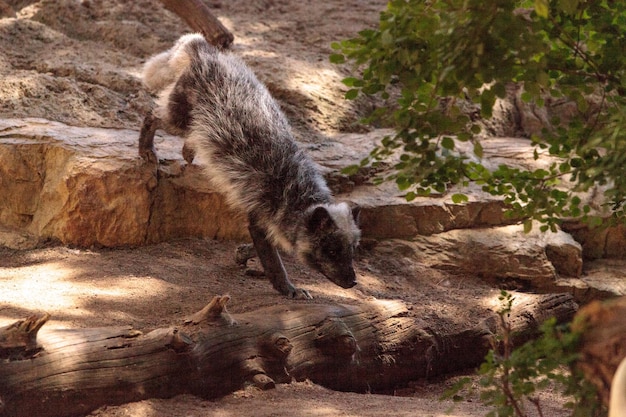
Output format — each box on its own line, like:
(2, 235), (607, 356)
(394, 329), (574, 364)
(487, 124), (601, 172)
(574, 295), (626, 407)
(0, 293), (577, 417)
(158, 0), (234, 49)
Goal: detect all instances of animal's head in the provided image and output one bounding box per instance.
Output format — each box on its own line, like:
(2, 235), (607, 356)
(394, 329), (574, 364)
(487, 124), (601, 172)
(296, 203), (361, 289)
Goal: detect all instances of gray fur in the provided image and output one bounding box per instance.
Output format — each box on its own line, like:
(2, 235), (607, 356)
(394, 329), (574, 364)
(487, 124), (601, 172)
(139, 34), (360, 298)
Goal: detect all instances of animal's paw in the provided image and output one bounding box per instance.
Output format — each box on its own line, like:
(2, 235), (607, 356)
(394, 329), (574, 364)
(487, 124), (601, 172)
(139, 147), (158, 165)
(244, 268), (265, 277)
(235, 243), (256, 266)
(289, 287), (312, 300)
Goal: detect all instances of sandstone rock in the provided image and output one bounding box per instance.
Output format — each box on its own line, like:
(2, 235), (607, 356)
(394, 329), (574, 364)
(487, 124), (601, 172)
(486, 83), (602, 139)
(544, 231), (584, 277)
(347, 186), (509, 239)
(375, 223), (583, 289)
(0, 118), (247, 248)
(0, 115), (599, 289)
(1, 117), (621, 303)
(564, 259), (626, 302)
(0, 119), (154, 247)
(563, 223), (626, 260)
(0, 225), (39, 250)
(145, 163), (246, 243)
(0, 118), (523, 248)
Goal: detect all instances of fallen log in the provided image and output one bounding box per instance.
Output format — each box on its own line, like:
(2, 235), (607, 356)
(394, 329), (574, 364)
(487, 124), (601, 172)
(0, 293), (577, 417)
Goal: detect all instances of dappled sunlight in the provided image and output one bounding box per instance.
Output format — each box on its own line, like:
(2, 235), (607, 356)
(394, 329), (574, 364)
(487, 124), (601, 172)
(125, 66), (144, 81)
(104, 402), (158, 417)
(283, 56), (351, 126)
(239, 48), (280, 60)
(0, 260), (175, 323)
(306, 271), (388, 302)
(364, 297), (407, 312)
(205, 390), (494, 417)
(304, 407), (377, 417)
(355, 271), (390, 291)
(235, 29), (280, 52)
(296, 67), (344, 96)
(198, 410), (239, 417)
(0, 261), (78, 311)
(235, 31), (355, 134)
(0, 74), (38, 101)
(14, 2), (40, 18)
(480, 290), (537, 312)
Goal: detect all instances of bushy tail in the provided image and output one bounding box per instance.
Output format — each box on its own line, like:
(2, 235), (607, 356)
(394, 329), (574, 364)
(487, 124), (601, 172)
(141, 33), (204, 93)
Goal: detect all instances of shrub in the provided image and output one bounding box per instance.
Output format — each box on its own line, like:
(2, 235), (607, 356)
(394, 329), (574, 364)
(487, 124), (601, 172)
(332, 0), (626, 231)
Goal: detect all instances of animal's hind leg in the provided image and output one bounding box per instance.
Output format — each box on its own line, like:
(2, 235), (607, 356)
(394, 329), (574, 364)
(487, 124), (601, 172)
(248, 217), (312, 299)
(138, 111), (160, 164)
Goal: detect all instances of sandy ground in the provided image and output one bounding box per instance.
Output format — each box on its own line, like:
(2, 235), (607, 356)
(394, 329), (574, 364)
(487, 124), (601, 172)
(0, 240), (569, 417)
(0, 1), (573, 416)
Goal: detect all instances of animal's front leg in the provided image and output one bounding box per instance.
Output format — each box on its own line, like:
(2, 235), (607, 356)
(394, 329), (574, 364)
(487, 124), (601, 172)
(138, 111), (160, 164)
(248, 218), (312, 299)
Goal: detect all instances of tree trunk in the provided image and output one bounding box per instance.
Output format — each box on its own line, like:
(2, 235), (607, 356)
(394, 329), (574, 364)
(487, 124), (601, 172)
(158, 0), (234, 49)
(0, 293), (577, 417)
(574, 295), (626, 407)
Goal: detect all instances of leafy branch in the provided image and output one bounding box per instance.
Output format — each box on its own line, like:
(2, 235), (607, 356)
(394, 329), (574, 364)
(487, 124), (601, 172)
(332, 0), (626, 230)
(442, 290), (605, 417)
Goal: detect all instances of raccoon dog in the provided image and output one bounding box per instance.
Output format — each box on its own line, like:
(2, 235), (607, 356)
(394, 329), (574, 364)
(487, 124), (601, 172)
(138, 34), (361, 299)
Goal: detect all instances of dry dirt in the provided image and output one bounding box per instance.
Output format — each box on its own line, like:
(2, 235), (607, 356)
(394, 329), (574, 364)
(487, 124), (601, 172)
(0, 1), (571, 416)
(0, 241), (569, 417)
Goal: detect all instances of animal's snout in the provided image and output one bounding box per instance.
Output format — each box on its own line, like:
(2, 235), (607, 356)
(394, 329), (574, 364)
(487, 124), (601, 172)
(333, 267), (357, 289)
(323, 270), (357, 289)
(340, 280), (357, 289)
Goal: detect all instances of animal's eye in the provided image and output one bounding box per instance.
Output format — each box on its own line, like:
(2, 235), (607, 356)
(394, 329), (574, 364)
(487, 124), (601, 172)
(326, 247), (340, 259)
(322, 237), (343, 259)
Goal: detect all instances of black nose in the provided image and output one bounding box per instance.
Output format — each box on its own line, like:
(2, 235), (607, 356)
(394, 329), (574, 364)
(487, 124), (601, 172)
(340, 280), (357, 289)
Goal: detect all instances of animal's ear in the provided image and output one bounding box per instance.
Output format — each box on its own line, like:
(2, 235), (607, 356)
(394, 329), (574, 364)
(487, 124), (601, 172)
(351, 205), (361, 225)
(308, 206), (335, 233)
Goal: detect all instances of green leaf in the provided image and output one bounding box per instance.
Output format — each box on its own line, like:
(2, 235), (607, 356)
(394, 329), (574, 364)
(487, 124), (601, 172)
(451, 193), (469, 204)
(381, 29), (393, 47)
(558, 0), (579, 15)
(536, 71), (550, 88)
(480, 89), (496, 118)
(441, 136), (455, 150)
(329, 53), (345, 64)
(344, 89), (359, 100)
(492, 82), (507, 98)
(396, 176), (411, 191)
(523, 219), (533, 233)
(341, 165), (361, 176)
(332, 0), (626, 234)
(589, 216), (603, 228)
(535, 0), (549, 18)
(473, 142), (484, 158)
